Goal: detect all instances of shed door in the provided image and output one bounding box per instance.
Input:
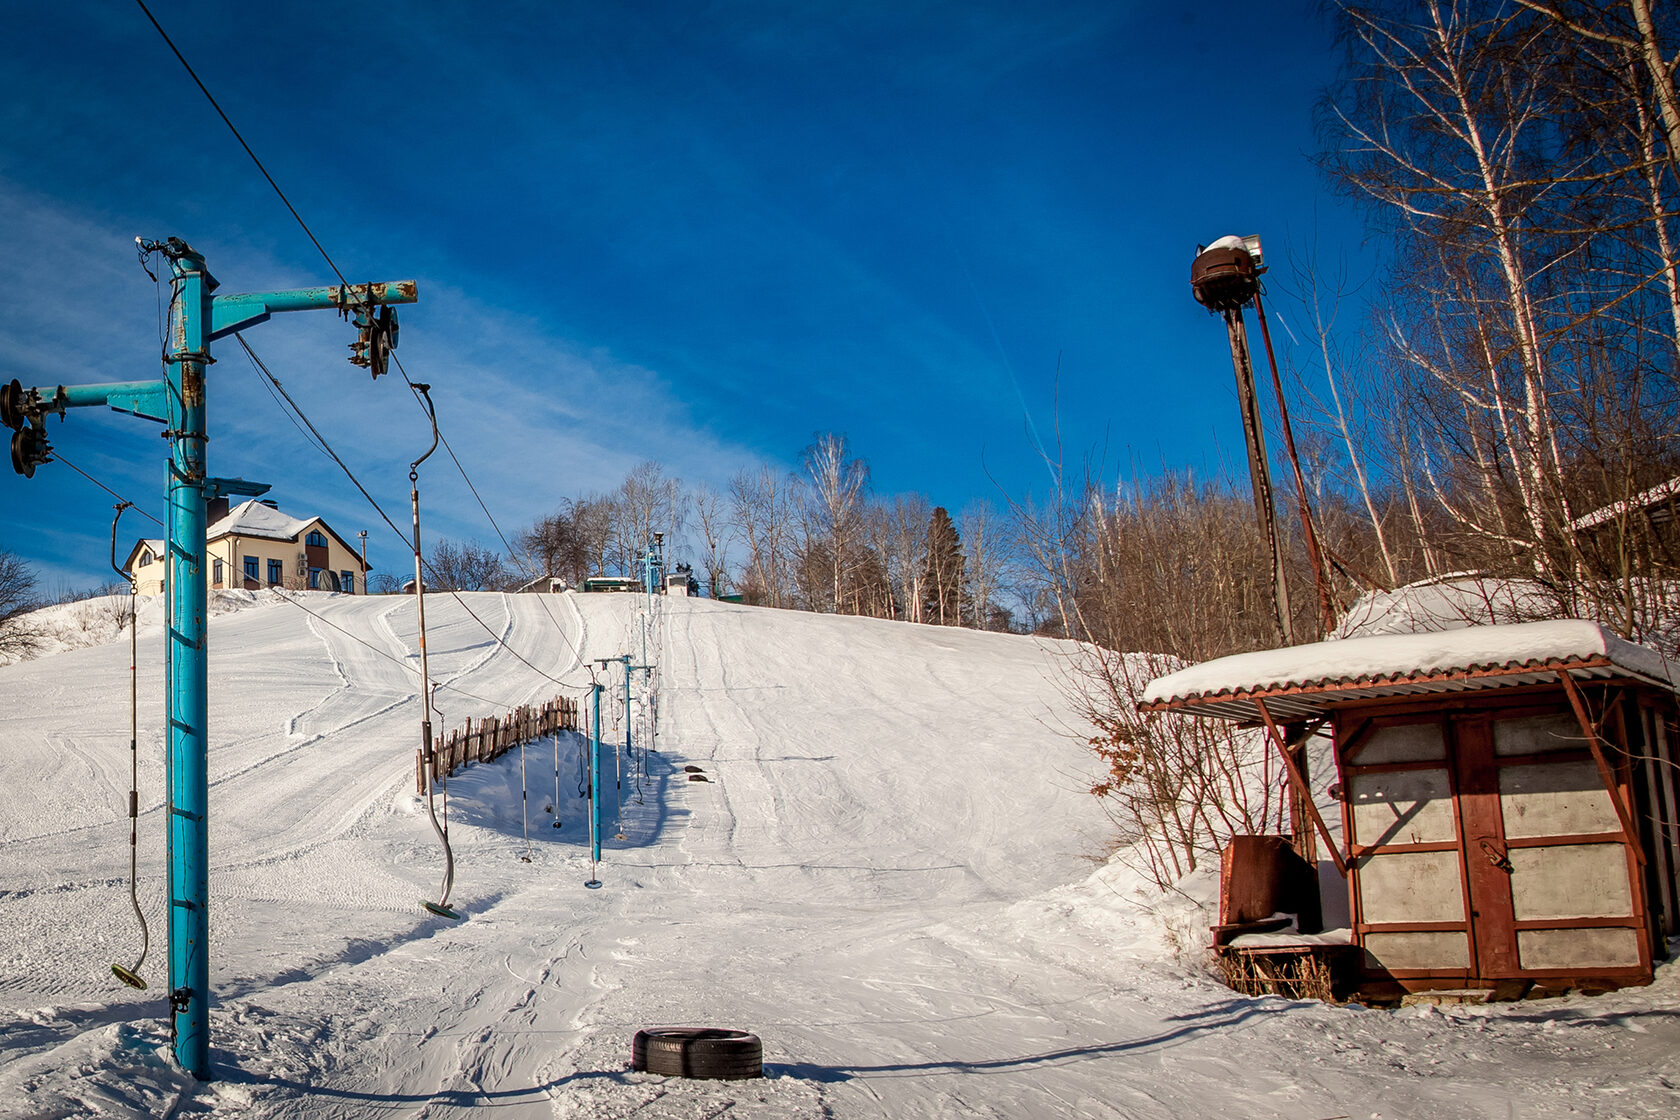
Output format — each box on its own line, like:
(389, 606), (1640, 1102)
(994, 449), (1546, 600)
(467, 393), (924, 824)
(1346, 719), (1472, 980)
(1347, 710), (1647, 984)
(1464, 712), (1646, 980)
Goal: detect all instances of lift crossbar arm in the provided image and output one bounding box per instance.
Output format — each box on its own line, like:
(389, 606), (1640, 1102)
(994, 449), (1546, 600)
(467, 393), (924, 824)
(208, 280), (419, 340)
(19, 380), (171, 424)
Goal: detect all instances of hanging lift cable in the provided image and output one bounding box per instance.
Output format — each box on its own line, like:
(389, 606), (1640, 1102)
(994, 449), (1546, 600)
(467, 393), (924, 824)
(408, 385), (460, 921)
(561, 715), (574, 829)
(234, 336), (408, 546)
(138, 3), (592, 697)
(134, 0), (353, 295)
(233, 335), (586, 696)
(55, 451), (535, 718)
(388, 353), (590, 678)
(62, 399), (536, 715)
(138, 3), (600, 894)
(56, 455), (165, 529)
(108, 502), (148, 991)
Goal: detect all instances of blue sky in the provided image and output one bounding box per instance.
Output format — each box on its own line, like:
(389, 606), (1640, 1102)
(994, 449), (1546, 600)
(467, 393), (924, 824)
(0, 1), (1378, 590)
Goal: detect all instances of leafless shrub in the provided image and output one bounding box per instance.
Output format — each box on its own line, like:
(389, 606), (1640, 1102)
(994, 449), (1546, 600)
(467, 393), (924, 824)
(0, 551), (40, 660)
(1073, 647), (1284, 889)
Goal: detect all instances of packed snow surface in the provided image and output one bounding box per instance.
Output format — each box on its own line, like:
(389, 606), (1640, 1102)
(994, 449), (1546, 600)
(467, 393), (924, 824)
(1143, 618), (1680, 705)
(2, 592), (1678, 1118)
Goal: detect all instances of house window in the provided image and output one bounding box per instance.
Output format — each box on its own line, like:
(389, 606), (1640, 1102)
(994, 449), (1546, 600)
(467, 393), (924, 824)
(212, 558), (224, 586)
(308, 568), (321, 589)
(306, 530), (327, 548)
(244, 556), (259, 583)
(340, 570), (355, 594)
(138, 553), (151, 567)
(268, 558), (283, 585)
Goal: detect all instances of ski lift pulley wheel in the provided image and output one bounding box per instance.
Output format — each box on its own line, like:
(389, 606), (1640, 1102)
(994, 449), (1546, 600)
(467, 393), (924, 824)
(0, 379), (24, 431)
(632, 1028), (763, 1080)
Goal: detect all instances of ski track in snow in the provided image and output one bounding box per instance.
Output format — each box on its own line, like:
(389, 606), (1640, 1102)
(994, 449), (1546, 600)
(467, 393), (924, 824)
(2, 592), (1679, 1118)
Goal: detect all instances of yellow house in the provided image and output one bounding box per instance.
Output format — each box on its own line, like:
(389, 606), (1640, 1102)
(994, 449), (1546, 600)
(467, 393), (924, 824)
(124, 499), (370, 596)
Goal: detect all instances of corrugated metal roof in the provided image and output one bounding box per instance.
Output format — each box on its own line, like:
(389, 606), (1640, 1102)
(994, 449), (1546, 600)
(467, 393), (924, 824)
(1140, 620), (1677, 723)
(1142, 657), (1633, 723)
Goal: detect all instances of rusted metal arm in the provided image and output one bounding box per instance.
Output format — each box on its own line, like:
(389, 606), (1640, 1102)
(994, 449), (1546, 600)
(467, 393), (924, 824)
(1557, 670), (1647, 866)
(1254, 698), (1347, 877)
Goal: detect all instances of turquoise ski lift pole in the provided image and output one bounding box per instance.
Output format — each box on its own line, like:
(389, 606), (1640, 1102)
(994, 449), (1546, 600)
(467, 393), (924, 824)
(551, 721), (563, 829)
(585, 682), (604, 887)
(0, 238), (418, 1076)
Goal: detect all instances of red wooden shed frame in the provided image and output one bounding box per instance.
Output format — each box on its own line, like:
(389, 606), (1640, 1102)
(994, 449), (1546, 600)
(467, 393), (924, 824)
(1140, 621), (1680, 999)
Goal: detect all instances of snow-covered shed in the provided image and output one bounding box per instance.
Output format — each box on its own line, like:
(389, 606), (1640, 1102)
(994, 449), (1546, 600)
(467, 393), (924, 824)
(1141, 620), (1680, 1000)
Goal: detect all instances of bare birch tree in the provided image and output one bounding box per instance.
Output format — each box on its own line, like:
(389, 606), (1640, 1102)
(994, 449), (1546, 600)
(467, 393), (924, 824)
(689, 482), (733, 598)
(798, 433), (870, 614)
(729, 465), (796, 608)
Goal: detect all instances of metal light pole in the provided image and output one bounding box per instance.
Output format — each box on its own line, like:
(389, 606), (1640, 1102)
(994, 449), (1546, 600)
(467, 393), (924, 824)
(1190, 235), (1293, 645)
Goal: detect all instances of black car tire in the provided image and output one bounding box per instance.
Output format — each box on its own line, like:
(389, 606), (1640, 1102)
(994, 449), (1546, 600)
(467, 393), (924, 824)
(632, 1027), (762, 1080)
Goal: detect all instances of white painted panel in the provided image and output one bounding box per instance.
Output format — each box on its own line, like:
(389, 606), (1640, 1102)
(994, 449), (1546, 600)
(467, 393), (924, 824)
(1509, 844), (1633, 920)
(1499, 761), (1619, 839)
(1352, 768), (1457, 845)
(1351, 722), (1446, 765)
(1517, 928), (1641, 970)
(1358, 851), (1465, 924)
(1362, 931), (1469, 971)
(1494, 713), (1583, 756)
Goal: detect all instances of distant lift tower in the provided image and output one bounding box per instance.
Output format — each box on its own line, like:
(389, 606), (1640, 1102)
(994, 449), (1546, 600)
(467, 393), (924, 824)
(0, 238), (416, 1078)
(1190, 235), (1295, 645)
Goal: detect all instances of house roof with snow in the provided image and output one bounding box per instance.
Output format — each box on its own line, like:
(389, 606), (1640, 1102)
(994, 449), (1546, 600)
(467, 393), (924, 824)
(1567, 474), (1680, 533)
(207, 500), (366, 567)
(121, 501), (368, 578)
(1139, 619), (1678, 723)
(208, 499), (312, 542)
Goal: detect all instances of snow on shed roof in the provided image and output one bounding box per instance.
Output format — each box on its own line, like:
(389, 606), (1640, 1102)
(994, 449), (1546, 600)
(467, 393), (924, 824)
(1140, 620), (1677, 723)
(208, 499), (310, 542)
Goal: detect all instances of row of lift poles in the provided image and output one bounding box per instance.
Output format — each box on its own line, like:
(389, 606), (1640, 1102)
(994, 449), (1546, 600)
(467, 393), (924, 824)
(584, 532), (664, 886)
(3, 239), (415, 1078)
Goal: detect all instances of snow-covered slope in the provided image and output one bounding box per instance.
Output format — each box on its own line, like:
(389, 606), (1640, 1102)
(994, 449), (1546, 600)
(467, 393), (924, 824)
(2, 592), (1677, 1118)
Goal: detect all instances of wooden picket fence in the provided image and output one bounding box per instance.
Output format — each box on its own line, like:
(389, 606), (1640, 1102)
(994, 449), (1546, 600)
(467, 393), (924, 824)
(415, 695), (580, 792)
